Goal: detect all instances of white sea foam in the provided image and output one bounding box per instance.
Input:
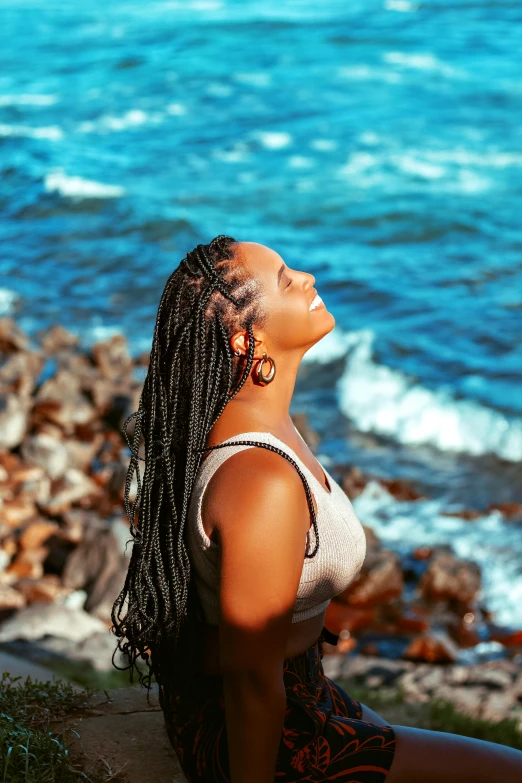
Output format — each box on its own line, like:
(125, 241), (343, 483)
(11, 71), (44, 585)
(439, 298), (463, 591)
(233, 72), (271, 87)
(394, 154), (446, 179)
(0, 124), (63, 140)
(337, 65), (402, 84)
(0, 288), (20, 316)
(425, 149), (522, 168)
(254, 131), (292, 149)
(45, 169), (125, 199)
(0, 94), (58, 106)
(384, 51), (464, 79)
(353, 482), (522, 629)
(384, 0), (418, 11)
(336, 329), (522, 462)
(309, 138), (337, 151)
(78, 109), (162, 134)
(288, 155), (314, 168)
(166, 103), (187, 115)
(338, 148), (494, 193)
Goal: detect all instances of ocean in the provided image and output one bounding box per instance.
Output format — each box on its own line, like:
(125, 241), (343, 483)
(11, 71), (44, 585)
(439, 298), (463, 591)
(1, 0), (521, 639)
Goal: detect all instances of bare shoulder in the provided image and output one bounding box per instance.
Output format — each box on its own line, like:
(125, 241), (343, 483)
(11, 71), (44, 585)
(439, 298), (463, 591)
(203, 444), (308, 532)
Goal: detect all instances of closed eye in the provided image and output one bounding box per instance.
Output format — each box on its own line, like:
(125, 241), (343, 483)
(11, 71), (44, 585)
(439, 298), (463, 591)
(285, 278), (292, 289)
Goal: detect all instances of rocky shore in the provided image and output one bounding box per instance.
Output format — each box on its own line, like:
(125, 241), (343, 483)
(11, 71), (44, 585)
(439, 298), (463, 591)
(1, 316), (521, 727)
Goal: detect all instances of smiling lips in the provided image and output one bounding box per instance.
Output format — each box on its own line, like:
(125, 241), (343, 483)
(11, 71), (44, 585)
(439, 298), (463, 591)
(309, 293), (324, 311)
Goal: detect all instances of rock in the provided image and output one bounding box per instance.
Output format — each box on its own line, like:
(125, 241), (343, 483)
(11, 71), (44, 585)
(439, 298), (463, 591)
(338, 548), (403, 607)
(37, 468), (102, 516)
(0, 393), (29, 449)
(38, 324), (80, 353)
(63, 431), (104, 472)
(340, 653), (410, 683)
(21, 432), (69, 479)
(14, 575), (70, 605)
(0, 350), (45, 397)
(326, 602), (377, 633)
(91, 334), (133, 380)
(486, 501), (522, 521)
(34, 371), (97, 433)
(440, 508), (483, 521)
(0, 602), (107, 643)
(5, 547), (48, 580)
(341, 466), (369, 500)
(377, 477), (424, 502)
(62, 527), (128, 620)
(1, 498), (38, 528)
(481, 690), (516, 722)
(435, 683), (487, 718)
(0, 584), (26, 612)
(403, 630), (459, 664)
(419, 550), (481, 604)
(59, 508), (107, 544)
(488, 626), (522, 648)
(0, 317), (30, 353)
(10, 463), (51, 505)
(59, 629), (125, 671)
(19, 519), (60, 550)
(412, 546), (433, 560)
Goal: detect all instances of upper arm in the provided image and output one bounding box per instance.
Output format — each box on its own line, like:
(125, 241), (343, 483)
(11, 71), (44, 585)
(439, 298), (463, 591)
(207, 447), (309, 678)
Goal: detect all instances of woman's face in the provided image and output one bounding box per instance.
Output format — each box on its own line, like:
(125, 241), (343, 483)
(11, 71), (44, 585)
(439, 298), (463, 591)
(232, 241), (335, 357)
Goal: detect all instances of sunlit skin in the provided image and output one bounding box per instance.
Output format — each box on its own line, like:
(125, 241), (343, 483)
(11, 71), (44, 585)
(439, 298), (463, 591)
(199, 241), (522, 782)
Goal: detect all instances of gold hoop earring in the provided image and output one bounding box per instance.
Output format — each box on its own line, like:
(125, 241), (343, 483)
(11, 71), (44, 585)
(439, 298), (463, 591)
(255, 351), (276, 386)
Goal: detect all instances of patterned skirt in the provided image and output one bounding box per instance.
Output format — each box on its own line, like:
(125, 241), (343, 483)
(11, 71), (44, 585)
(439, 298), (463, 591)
(158, 626), (396, 783)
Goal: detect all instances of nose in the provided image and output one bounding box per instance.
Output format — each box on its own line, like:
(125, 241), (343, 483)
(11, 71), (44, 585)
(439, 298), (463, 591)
(302, 271), (315, 289)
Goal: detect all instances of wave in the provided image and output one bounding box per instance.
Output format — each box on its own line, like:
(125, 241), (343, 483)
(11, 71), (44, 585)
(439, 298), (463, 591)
(44, 169), (125, 199)
(353, 481), (522, 630)
(0, 288), (19, 316)
(334, 329), (522, 462)
(0, 123), (63, 141)
(78, 108), (164, 134)
(0, 94), (58, 107)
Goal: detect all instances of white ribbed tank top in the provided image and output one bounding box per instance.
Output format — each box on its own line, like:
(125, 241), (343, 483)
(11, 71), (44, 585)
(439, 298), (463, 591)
(185, 425), (367, 624)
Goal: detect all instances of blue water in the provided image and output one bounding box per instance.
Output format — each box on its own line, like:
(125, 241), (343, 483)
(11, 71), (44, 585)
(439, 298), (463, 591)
(1, 0), (522, 633)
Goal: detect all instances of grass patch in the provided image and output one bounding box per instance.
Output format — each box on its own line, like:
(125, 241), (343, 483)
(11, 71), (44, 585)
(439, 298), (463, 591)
(335, 676), (522, 750)
(0, 671), (124, 782)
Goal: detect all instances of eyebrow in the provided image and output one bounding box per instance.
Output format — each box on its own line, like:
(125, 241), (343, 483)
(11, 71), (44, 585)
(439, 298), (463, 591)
(277, 262), (285, 288)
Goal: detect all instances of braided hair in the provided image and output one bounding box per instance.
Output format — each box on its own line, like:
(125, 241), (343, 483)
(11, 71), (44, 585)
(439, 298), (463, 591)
(110, 234), (320, 712)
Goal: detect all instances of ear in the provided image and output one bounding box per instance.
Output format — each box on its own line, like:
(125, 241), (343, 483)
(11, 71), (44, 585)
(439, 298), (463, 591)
(230, 332), (262, 357)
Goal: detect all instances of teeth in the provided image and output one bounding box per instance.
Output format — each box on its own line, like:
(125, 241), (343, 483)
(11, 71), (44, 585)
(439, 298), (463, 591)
(309, 294), (323, 311)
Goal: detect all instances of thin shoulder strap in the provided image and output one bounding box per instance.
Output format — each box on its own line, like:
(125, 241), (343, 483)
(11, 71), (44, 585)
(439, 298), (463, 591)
(195, 438), (320, 558)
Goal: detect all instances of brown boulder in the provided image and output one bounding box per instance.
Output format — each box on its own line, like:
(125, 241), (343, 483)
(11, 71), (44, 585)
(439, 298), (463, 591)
(38, 324), (80, 353)
(37, 468), (102, 516)
(486, 501), (522, 521)
(91, 334), (133, 380)
(0, 317), (30, 353)
(0, 393), (30, 449)
(403, 631), (459, 663)
(20, 432), (69, 479)
(338, 548), (404, 607)
(19, 519), (60, 550)
(420, 550), (481, 604)
(34, 371), (97, 433)
(0, 350), (45, 397)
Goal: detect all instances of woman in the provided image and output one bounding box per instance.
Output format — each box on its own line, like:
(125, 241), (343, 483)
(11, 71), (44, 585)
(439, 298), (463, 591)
(111, 235), (522, 783)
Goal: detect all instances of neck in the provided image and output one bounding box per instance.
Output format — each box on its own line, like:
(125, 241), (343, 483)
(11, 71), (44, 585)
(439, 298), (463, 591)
(220, 350), (303, 434)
